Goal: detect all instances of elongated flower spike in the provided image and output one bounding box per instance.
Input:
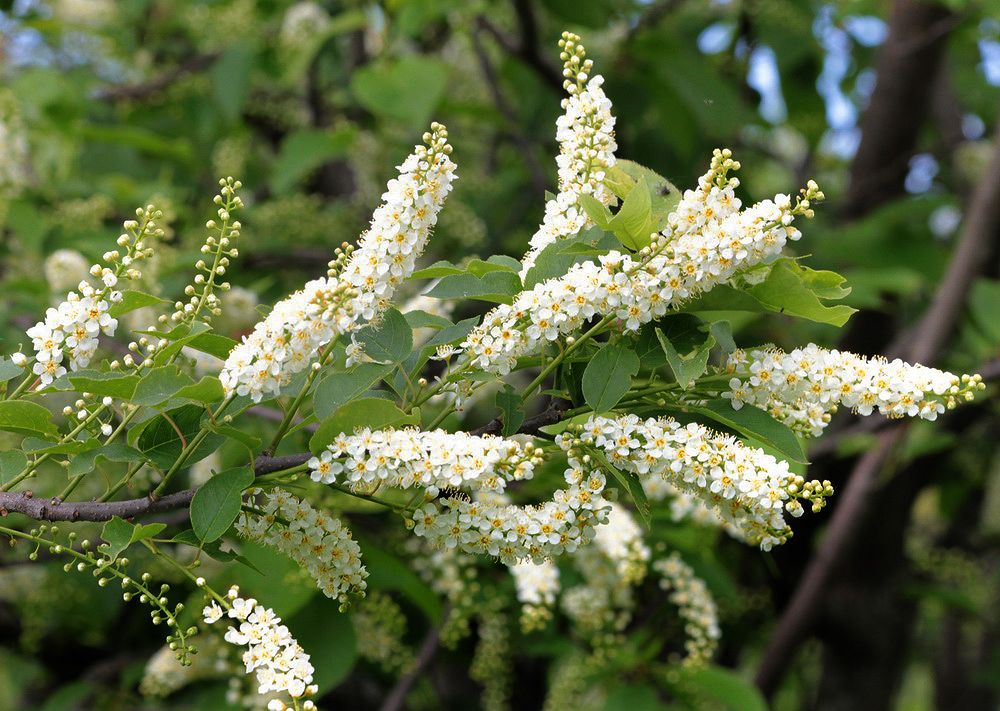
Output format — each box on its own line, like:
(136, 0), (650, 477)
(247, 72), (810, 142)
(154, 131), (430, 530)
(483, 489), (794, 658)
(220, 124), (457, 401)
(519, 31), (618, 279)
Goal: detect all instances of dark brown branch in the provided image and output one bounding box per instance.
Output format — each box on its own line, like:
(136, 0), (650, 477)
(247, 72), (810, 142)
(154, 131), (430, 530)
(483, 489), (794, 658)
(477, 8), (562, 92)
(379, 616), (444, 711)
(97, 53), (221, 102)
(0, 489), (196, 522)
(470, 401), (567, 437)
(755, 118), (1000, 698)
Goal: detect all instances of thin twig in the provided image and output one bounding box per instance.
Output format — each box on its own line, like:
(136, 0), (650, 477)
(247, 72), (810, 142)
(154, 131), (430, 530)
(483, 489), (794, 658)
(379, 614), (445, 711)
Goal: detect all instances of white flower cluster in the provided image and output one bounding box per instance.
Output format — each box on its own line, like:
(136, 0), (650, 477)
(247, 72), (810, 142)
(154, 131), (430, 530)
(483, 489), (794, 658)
(643, 479), (746, 541)
(279, 1), (331, 47)
(725, 344), (983, 436)
(509, 559), (560, 631)
(520, 32), (617, 279)
(236, 489), (367, 605)
(203, 586), (318, 710)
(410, 443), (611, 564)
(44, 249), (91, 294)
(308, 428), (541, 495)
(220, 124), (456, 401)
(578, 415), (832, 550)
(22, 208), (160, 384)
(561, 503), (650, 638)
(653, 553), (720, 666)
(465, 152), (819, 375)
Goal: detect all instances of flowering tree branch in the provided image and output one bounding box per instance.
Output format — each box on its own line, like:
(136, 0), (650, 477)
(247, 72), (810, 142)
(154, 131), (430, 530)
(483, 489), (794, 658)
(755, 116), (1000, 698)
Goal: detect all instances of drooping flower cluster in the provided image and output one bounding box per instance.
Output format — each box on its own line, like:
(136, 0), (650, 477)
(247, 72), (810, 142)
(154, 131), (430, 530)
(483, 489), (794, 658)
(203, 586), (318, 710)
(410, 442), (611, 564)
(579, 415), (832, 549)
(308, 428), (542, 495)
(653, 553), (721, 666)
(725, 344), (984, 436)
(279, 1), (331, 47)
(464, 152), (821, 375)
(236, 490), (367, 605)
(44, 249), (91, 294)
(351, 592), (412, 673)
(509, 559), (561, 631)
(23, 207), (161, 384)
(519, 32), (617, 279)
(561, 503), (650, 639)
(220, 124), (456, 401)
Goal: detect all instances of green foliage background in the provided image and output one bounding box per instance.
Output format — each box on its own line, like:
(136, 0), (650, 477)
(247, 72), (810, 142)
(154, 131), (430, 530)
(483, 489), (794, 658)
(0, 0), (998, 709)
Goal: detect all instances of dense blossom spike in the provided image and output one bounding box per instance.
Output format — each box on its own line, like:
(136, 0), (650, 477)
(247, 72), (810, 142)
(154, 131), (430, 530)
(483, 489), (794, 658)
(220, 124), (456, 401)
(725, 344), (985, 436)
(519, 31), (617, 279)
(653, 553), (721, 666)
(579, 414), (832, 550)
(465, 152), (822, 375)
(203, 586), (318, 710)
(308, 428), (542, 495)
(510, 559), (560, 630)
(236, 490), (367, 605)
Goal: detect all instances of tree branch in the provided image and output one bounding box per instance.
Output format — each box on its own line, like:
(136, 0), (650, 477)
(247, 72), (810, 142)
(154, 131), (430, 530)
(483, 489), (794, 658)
(0, 488), (196, 522)
(755, 116), (1000, 698)
(96, 53), (221, 102)
(379, 616), (444, 711)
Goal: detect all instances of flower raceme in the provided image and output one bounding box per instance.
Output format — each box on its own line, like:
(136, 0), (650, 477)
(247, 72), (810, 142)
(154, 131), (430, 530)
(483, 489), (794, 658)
(725, 344), (986, 436)
(653, 553), (721, 666)
(203, 586), (318, 710)
(519, 32), (618, 279)
(308, 427), (542, 495)
(236, 489), (368, 606)
(220, 123), (457, 401)
(463, 151), (822, 375)
(578, 414), (832, 550)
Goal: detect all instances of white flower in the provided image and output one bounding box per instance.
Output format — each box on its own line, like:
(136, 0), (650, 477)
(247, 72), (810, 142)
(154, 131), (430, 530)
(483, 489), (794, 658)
(653, 553), (720, 666)
(519, 33), (617, 279)
(724, 344), (980, 436)
(509, 558), (560, 630)
(203, 601), (224, 624)
(44, 249), (90, 293)
(279, 1), (330, 47)
(236, 490), (367, 604)
(465, 150), (814, 375)
(220, 124), (457, 402)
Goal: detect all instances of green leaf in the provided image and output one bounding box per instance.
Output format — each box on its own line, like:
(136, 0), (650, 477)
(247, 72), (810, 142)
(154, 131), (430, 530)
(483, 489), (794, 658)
(683, 400), (807, 464)
(656, 328), (714, 390)
(132, 365), (196, 407)
(66, 372), (140, 400)
(205, 423), (261, 454)
(748, 260), (857, 327)
(288, 597), (358, 690)
(0, 451), (28, 486)
(709, 321), (736, 355)
(523, 227), (617, 289)
(403, 310), (453, 330)
(590, 449), (650, 527)
(185, 332), (239, 360)
(135, 405), (219, 470)
(21, 437), (100, 455)
(67, 443), (143, 478)
(496, 384), (524, 437)
(425, 271), (522, 304)
(108, 290), (169, 318)
(679, 665), (767, 711)
(356, 308), (412, 364)
(361, 540), (443, 622)
(606, 160), (680, 230)
(310, 398), (418, 453)
(190, 467), (254, 543)
(0, 358), (24, 384)
(173, 376), (225, 404)
(607, 175), (654, 250)
(211, 44), (255, 123)
(582, 343), (640, 413)
(0, 401), (57, 437)
(351, 56), (449, 128)
(578, 193), (613, 230)
(271, 127), (355, 194)
(314, 363), (394, 420)
(424, 316), (479, 348)
(99, 516), (135, 561)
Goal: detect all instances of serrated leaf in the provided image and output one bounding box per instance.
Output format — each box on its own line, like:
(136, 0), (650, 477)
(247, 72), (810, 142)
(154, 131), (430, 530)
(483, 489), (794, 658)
(0, 401), (58, 437)
(423, 316), (480, 348)
(0, 451), (28, 485)
(173, 376), (225, 404)
(496, 384), (524, 437)
(582, 343), (640, 412)
(132, 365), (196, 407)
(425, 271), (522, 304)
(190, 467), (254, 543)
(314, 363), (394, 420)
(356, 308), (412, 364)
(67, 443), (144, 478)
(100, 516), (135, 561)
(66, 371), (140, 399)
(403, 310), (453, 330)
(656, 328), (714, 390)
(748, 260), (857, 327)
(309, 398), (418, 453)
(607, 175), (654, 250)
(108, 290), (169, 318)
